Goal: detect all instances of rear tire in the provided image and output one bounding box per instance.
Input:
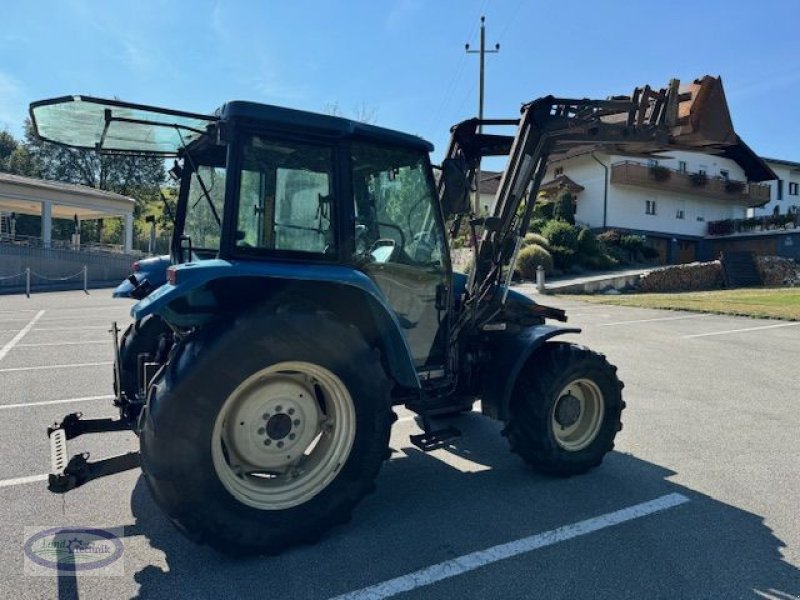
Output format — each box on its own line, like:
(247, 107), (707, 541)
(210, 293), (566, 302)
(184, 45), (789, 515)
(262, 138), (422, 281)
(140, 313), (393, 556)
(114, 316), (167, 401)
(504, 342), (624, 477)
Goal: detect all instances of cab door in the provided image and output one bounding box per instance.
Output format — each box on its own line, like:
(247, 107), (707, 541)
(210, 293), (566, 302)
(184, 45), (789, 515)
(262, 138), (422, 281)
(351, 143), (449, 372)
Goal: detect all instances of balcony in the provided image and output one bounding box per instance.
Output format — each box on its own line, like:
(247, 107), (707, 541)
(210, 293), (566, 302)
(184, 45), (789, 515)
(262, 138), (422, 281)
(610, 161), (771, 207)
(706, 213), (800, 237)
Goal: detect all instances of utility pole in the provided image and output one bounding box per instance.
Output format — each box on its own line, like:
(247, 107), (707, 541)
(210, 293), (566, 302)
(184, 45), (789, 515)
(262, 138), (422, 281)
(466, 15), (500, 214)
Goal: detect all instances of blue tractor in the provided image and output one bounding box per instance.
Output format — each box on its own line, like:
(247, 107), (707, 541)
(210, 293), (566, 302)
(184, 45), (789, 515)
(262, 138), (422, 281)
(34, 77), (741, 555)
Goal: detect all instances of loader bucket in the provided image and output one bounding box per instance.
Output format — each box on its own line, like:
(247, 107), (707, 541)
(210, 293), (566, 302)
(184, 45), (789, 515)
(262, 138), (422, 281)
(670, 75), (737, 148)
(598, 75), (737, 149)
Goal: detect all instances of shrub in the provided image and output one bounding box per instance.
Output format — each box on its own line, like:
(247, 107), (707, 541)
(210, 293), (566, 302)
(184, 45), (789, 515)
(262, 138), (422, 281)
(582, 253), (617, 270)
(532, 201), (555, 221)
(516, 244), (554, 278)
(576, 227), (600, 257)
(552, 189), (576, 224)
(542, 220), (579, 250)
(689, 171), (708, 186)
(597, 229), (622, 246)
(523, 232), (549, 250)
(549, 245), (576, 270)
(619, 234), (645, 252)
(641, 245), (660, 260)
(528, 218), (547, 233)
(650, 165), (671, 181)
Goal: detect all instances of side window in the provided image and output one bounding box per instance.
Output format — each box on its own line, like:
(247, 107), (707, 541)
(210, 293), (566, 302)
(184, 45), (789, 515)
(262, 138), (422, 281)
(184, 165), (226, 253)
(236, 137), (335, 254)
(352, 143), (445, 269)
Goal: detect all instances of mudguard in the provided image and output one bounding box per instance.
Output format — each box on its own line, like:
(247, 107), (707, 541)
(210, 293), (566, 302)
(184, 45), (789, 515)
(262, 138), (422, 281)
(480, 324), (581, 421)
(112, 255), (170, 299)
(131, 259), (420, 389)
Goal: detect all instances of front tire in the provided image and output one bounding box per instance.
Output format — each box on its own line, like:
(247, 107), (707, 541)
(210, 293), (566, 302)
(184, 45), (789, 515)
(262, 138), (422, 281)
(140, 313), (393, 556)
(504, 342), (624, 477)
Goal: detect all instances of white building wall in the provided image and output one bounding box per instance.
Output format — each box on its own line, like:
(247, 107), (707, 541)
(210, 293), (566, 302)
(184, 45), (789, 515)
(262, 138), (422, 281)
(542, 150), (753, 237)
(749, 161), (800, 217)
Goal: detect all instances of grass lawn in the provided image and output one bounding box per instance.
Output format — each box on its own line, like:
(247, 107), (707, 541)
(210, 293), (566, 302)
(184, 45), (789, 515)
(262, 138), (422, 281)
(569, 287), (800, 321)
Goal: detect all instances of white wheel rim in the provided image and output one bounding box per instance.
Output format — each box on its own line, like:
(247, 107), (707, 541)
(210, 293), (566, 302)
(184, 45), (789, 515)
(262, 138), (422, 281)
(211, 361), (356, 510)
(550, 378), (604, 452)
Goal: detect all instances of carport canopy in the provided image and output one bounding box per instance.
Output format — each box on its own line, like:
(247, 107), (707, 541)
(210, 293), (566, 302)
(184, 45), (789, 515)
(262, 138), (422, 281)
(0, 172), (135, 251)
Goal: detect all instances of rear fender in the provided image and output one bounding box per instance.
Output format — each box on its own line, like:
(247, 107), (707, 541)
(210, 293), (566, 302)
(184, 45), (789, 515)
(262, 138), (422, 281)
(480, 325), (581, 421)
(131, 259), (420, 390)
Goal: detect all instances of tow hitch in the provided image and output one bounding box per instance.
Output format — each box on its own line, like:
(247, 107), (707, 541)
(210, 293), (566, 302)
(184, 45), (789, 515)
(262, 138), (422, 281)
(46, 321), (141, 493)
(47, 412), (140, 493)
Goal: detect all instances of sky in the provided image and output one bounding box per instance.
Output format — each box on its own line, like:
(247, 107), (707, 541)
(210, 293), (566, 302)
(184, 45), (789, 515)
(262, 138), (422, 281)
(1, 0), (799, 164)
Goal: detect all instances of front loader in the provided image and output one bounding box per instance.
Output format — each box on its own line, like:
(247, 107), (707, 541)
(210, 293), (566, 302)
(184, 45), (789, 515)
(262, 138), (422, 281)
(33, 76), (738, 555)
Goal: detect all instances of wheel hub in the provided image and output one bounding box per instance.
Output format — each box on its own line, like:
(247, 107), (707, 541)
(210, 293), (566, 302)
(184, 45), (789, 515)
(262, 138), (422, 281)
(550, 378), (605, 452)
(265, 413), (293, 441)
(226, 376), (320, 470)
(554, 393), (581, 428)
(212, 362), (358, 511)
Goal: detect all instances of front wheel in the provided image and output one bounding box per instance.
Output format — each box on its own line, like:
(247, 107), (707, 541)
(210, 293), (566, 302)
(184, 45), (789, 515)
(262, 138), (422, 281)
(140, 314), (394, 556)
(504, 342), (625, 477)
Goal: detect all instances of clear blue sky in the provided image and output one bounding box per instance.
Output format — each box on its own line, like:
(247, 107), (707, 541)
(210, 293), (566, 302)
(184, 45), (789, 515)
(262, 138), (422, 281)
(1, 0), (798, 163)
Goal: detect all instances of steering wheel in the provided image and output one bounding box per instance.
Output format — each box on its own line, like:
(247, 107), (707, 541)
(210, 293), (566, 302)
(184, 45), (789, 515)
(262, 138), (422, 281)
(368, 239), (397, 264)
(376, 221), (406, 248)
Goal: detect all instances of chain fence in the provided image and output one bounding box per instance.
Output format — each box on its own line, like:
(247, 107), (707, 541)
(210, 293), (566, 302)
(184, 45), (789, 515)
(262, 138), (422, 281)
(0, 266), (88, 297)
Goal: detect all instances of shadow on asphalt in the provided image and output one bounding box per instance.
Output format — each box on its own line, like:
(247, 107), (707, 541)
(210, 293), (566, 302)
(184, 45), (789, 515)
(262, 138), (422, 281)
(117, 412), (798, 600)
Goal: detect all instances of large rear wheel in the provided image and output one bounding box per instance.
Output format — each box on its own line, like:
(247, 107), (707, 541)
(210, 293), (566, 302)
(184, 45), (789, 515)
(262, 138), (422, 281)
(140, 313), (393, 555)
(504, 342), (624, 476)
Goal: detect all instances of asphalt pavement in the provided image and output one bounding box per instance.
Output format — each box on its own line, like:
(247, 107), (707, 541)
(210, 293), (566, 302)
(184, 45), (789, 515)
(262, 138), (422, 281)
(0, 289), (797, 599)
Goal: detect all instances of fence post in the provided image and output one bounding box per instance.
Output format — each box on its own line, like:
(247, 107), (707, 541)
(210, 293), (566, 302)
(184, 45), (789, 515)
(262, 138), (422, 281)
(536, 265), (546, 292)
(83, 265), (88, 294)
(25, 267), (30, 298)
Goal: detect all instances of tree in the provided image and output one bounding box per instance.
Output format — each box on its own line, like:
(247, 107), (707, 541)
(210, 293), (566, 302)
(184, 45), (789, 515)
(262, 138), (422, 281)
(323, 102), (378, 124)
(23, 119), (165, 244)
(553, 188), (575, 224)
(0, 130), (17, 171)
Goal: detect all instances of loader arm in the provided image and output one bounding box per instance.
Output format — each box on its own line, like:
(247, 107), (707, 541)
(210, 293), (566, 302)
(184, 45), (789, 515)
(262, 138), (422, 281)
(441, 76), (744, 331)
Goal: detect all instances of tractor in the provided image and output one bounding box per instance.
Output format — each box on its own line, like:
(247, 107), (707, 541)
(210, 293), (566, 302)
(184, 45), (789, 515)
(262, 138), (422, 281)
(34, 76), (739, 555)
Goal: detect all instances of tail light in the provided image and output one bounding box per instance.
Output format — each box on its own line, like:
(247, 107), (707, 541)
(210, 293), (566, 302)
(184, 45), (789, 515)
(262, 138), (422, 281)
(167, 266), (177, 285)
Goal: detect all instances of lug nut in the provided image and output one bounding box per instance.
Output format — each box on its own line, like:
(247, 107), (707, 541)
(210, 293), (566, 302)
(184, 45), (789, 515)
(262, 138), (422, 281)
(293, 419), (300, 426)
(257, 427), (265, 435)
(288, 408), (295, 415)
(277, 441), (284, 448)
(264, 439), (272, 446)
(289, 433), (296, 440)
(262, 413), (270, 420)
(276, 405), (283, 412)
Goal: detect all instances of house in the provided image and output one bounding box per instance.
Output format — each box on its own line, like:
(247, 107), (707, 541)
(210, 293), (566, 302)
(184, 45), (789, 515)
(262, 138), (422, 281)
(479, 140), (782, 264)
(749, 158), (800, 218)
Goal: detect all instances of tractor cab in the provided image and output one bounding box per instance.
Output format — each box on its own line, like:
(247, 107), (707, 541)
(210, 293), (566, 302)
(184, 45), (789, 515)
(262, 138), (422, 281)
(31, 95), (456, 377)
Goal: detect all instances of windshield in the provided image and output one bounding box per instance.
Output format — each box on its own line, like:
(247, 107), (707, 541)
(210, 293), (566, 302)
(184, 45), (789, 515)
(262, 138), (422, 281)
(181, 147), (227, 257)
(352, 144), (445, 268)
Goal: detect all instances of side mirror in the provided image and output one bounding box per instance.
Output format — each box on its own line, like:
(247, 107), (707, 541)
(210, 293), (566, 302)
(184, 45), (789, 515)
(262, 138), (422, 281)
(440, 158), (470, 217)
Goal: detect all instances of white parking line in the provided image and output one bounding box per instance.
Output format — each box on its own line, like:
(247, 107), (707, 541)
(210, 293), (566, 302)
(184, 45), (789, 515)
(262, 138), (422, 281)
(16, 340), (109, 348)
(0, 310), (45, 361)
(0, 362), (112, 373)
(32, 326), (111, 332)
(0, 395), (114, 410)
(0, 474), (48, 489)
(330, 493), (690, 600)
(599, 314), (706, 327)
(684, 322), (800, 338)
